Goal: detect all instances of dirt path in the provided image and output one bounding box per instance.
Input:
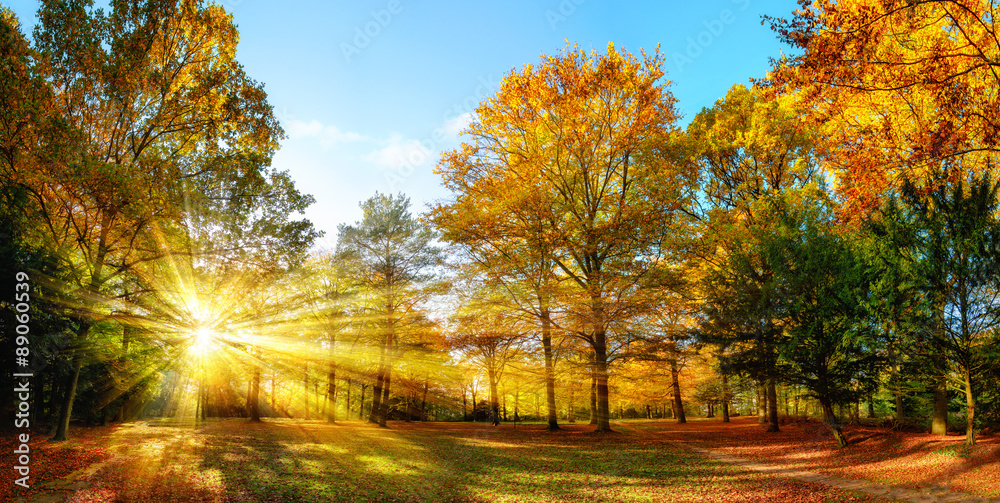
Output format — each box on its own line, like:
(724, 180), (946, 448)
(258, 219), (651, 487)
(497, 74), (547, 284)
(612, 421), (998, 503)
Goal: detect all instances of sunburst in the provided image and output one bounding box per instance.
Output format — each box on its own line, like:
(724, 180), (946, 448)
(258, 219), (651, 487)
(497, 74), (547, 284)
(191, 326), (217, 355)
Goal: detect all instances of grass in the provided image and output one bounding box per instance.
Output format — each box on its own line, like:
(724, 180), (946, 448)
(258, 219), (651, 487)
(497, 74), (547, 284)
(11, 419), (898, 503)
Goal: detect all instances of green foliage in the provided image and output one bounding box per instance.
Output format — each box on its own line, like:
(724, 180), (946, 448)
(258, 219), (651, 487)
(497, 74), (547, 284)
(867, 172), (1000, 443)
(336, 192), (443, 425)
(762, 196), (879, 407)
(337, 192), (441, 289)
(701, 192), (880, 445)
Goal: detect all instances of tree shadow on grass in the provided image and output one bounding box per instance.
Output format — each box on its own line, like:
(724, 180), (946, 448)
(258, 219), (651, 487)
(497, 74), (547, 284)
(66, 419), (895, 502)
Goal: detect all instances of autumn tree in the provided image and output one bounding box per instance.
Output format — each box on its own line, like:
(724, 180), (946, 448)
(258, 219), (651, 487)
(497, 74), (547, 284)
(449, 290), (526, 426)
(656, 309), (692, 424)
(8, 0), (317, 440)
(623, 286), (701, 424)
(768, 2), (1000, 431)
(687, 83), (822, 432)
(336, 193), (441, 427)
(686, 83), (821, 223)
(435, 43), (690, 432)
(769, 0), (1000, 215)
(430, 184), (567, 430)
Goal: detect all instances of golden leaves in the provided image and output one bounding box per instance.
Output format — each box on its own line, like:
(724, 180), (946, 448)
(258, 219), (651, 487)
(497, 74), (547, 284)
(771, 0), (1000, 218)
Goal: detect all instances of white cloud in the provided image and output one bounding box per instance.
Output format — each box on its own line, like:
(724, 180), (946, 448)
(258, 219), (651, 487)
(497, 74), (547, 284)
(362, 133), (433, 170)
(285, 119), (368, 146)
(440, 112), (474, 138)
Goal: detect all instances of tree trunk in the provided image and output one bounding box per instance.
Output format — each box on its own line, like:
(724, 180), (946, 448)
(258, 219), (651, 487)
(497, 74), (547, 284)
(359, 384), (367, 420)
(326, 366), (337, 423)
(766, 379), (780, 432)
(462, 386), (468, 421)
(488, 365), (500, 426)
(52, 322), (91, 441)
(379, 363), (391, 427)
(421, 377), (429, 421)
(52, 347), (84, 441)
(589, 362), (597, 425)
(821, 400), (848, 447)
(540, 304), (560, 431)
(594, 335), (612, 432)
(370, 369), (384, 423)
(116, 326), (133, 422)
(964, 369), (976, 445)
(670, 355), (686, 424)
(931, 373), (948, 435)
(249, 362), (261, 422)
(378, 309), (395, 427)
(345, 378), (352, 420)
(53, 227), (110, 441)
(588, 292), (613, 433)
(327, 333), (337, 423)
(303, 361), (310, 420)
(721, 373), (730, 423)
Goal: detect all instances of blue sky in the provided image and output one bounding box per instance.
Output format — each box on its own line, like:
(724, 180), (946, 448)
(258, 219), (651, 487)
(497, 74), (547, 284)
(6, 0), (798, 250)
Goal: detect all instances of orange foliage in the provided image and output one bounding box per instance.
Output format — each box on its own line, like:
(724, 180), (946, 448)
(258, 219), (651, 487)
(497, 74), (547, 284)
(770, 0), (1000, 218)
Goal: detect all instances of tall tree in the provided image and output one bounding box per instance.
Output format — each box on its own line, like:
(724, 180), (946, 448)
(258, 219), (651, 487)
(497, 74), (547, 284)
(763, 194), (879, 447)
(699, 213), (789, 433)
(687, 83), (822, 433)
(20, 0), (315, 440)
(431, 184), (566, 431)
(435, 43), (690, 432)
(336, 193), (441, 427)
(875, 174), (1000, 445)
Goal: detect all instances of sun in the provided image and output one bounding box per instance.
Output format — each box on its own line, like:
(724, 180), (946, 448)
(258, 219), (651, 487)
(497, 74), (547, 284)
(192, 326), (217, 355)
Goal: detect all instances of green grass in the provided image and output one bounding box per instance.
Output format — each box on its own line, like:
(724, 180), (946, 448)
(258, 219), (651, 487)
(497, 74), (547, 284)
(61, 419), (895, 503)
(932, 444), (973, 459)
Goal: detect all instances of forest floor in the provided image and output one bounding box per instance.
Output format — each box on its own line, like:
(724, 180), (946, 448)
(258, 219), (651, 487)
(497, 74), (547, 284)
(615, 417), (999, 503)
(3, 417), (996, 503)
